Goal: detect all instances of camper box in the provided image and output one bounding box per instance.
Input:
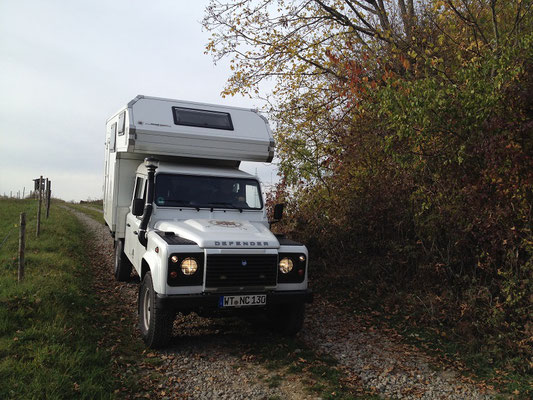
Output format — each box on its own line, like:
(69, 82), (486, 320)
(103, 95), (275, 236)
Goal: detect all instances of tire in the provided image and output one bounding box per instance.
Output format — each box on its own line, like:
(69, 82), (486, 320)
(114, 239), (132, 282)
(271, 303), (305, 336)
(138, 272), (174, 348)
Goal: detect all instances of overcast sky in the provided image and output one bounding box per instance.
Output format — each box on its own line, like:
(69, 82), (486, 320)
(0, 0), (276, 201)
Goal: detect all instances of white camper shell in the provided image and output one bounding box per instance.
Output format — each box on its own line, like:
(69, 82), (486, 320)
(103, 96), (311, 349)
(109, 95), (274, 161)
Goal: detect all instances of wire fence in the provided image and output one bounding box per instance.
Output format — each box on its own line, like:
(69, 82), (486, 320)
(1, 178), (53, 281)
(0, 202), (36, 251)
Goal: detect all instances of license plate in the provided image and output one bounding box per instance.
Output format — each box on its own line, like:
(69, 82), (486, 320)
(219, 294), (267, 308)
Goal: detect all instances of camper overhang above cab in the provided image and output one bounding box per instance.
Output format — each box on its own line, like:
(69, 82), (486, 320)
(107, 95), (275, 163)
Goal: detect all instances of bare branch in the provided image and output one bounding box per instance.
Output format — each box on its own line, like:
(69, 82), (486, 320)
(490, 0), (500, 47)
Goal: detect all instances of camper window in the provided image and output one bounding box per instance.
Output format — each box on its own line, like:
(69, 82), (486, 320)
(109, 122), (117, 152)
(118, 111), (126, 136)
(172, 107), (233, 131)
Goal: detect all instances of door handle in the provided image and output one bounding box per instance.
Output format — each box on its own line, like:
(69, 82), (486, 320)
(126, 223), (131, 227)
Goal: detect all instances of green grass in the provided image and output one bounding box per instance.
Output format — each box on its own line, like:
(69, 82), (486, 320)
(0, 198), (115, 399)
(82, 200), (103, 210)
(66, 202), (105, 225)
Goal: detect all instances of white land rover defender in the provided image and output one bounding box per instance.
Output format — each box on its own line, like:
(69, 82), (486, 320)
(103, 95), (312, 348)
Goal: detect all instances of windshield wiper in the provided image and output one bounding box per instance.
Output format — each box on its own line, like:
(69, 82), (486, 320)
(206, 202), (244, 213)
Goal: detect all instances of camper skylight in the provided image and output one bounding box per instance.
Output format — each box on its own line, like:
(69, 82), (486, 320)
(172, 106), (234, 130)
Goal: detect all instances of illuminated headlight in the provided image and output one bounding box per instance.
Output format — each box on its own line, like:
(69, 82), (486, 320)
(181, 257), (198, 275)
(279, 257), (293, 274)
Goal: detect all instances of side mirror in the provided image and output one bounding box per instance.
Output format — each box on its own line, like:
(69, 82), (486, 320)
(273, 203), (284, 221)
(132, 198), (145, 216)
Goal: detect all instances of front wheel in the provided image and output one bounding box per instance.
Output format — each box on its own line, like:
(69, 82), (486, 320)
(138, 272), (174, 348)
(114, 239), (132, 282)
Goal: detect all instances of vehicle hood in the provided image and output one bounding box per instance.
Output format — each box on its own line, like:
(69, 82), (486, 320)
(154, 219), (280, 249)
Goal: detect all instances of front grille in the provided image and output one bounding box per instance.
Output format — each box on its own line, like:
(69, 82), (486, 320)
(206, 254), (278, 288)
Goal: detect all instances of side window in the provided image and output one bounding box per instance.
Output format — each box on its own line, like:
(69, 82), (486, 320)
(109, 122), (117, 152)
(118, 111), (126, 136)
(245, 184), (261, 208)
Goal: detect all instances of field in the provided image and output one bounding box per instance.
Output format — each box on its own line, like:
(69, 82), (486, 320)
(0, 198), (116, 399)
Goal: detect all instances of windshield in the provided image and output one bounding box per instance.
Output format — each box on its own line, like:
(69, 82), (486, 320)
(155, 174), (263, 210)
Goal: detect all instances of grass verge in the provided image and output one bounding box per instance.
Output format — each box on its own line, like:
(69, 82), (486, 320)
(80, 200), (103, 210)
(66, 202), (105, 225)
(0, 198), (115, 399)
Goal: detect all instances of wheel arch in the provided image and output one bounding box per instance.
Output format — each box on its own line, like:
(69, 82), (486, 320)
(141, 259), (150, 280)
(142, 251), (165, 294)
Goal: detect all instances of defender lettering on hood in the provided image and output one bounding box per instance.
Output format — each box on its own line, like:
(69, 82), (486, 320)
(214, 241), (270, 247)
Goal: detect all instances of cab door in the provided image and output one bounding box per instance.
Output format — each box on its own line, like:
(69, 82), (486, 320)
(125, 176), (146, 268)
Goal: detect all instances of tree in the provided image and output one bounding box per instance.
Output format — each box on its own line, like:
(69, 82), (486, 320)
(204, 1), (533, 371)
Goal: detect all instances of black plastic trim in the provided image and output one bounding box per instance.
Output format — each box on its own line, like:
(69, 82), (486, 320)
(138, 158), (157, 247)
(275, 234), (304, 246)
(156, 231), (197, 245)
(155, 289), (313, 310)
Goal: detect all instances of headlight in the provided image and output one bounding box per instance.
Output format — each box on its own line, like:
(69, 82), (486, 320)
(181, 257), (198, 275)
(279, 257), (293, 274)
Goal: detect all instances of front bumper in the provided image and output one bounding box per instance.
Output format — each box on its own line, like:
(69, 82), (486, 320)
(155, 289), (313, 311)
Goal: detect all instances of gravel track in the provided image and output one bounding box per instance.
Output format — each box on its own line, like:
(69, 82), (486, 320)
(301, 297), (494, 399)
(68, 206), (495, 399)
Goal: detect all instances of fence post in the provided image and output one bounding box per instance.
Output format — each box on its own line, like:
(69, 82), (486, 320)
(18, 213), (26, 282)
(44, 179), (49, 218)
(46, 180), (51, 218)
(36, 176), (42, 237)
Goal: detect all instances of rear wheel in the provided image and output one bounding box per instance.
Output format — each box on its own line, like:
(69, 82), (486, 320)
(270, 303), (305, 336)
(114, 239), (132, 281)
(139, 272), (174, 348)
